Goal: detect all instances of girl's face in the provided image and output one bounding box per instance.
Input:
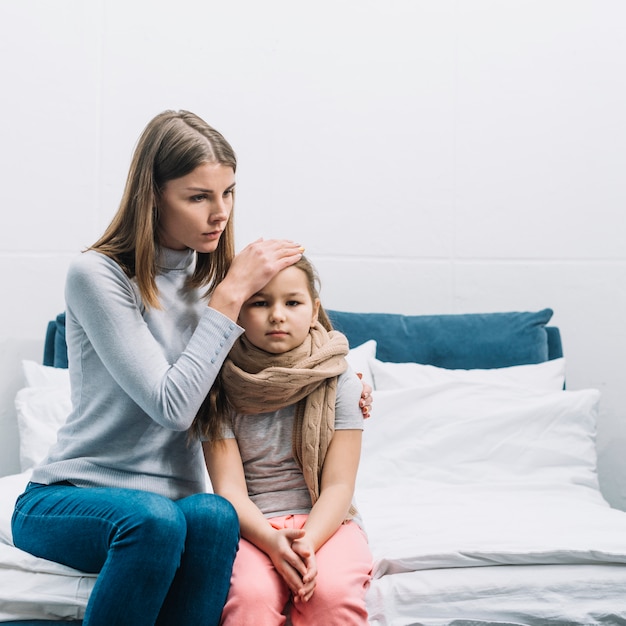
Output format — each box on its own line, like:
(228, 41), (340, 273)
(157, 162), (235, 252)
(239, 266), (320, 354)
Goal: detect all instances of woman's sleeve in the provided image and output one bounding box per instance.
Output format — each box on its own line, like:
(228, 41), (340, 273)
(65, 251), (243, 430)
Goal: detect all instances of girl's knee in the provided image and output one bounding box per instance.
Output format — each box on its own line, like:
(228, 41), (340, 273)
(294, 585), (368, 626)
(222, 578), (288, 625)
(302, 571), (369, 620)
(224, 539), (289, 619)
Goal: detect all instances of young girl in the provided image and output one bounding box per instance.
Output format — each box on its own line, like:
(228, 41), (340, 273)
(198, 256), (373, 626)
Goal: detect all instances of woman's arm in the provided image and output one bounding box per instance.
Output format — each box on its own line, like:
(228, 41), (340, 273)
(66, 251), (243, 431)
(203, 439), (311, 597)
(66, 240), (302, 431)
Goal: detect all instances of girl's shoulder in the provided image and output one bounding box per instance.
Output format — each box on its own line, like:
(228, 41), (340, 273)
(335, 368), (365, 428)
(338, 366), (363, 392)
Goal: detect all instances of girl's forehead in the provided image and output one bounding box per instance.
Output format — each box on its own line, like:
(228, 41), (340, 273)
(263, 266), (310, 292)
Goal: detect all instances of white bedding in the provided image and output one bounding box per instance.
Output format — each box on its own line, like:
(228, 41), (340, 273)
(366, 564), (626, 626)
(0, 470), (94, 622)
(357, 384), (625, 573)
(352, 379), (626, 625)
(3, 355), (626, 624)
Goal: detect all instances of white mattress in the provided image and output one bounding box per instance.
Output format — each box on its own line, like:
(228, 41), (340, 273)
(366, 563), (626, 626)
(354, 383), (626, 625)
(4, 474), (626, 624)
(357, 481), (626, 625)
(4, 377), (626, 623)
(0, 471), (95, 622)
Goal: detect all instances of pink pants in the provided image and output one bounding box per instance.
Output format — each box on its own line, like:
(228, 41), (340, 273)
(220, 514), (373, 626)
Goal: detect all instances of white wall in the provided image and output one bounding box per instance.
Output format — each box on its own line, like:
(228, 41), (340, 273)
(1, 1), (625, 508)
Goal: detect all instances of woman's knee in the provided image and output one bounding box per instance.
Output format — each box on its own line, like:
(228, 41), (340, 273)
(114, 491), (187, 553)
(177, 493), (239, 541)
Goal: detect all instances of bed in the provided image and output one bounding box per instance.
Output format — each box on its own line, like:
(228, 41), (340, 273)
(2, 307), (626, 625)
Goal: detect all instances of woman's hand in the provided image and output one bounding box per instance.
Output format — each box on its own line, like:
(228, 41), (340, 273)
(357, 374), (373, 418)
(208, 238), (304, 321)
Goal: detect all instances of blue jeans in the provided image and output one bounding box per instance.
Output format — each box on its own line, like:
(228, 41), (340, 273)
(11, 482), (239, 626)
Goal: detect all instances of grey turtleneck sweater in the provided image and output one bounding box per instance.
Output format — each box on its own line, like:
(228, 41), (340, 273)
(31, 247), (243, 500)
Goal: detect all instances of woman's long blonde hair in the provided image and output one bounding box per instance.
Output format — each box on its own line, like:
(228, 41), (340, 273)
(90, 110), (237, 308)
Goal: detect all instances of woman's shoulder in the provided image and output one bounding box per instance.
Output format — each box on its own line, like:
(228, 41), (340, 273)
(69, 248), (113, 268)
(66, 250), (134, 298)
(68, 249), (127, 279)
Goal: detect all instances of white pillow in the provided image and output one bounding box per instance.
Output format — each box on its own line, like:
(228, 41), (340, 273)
(22, 359), (70, 389)
(0, 470), (32, 545)
(357, 383), (600, 492)
(370, 357), (566, 392)
(345, 340), (376, 390)
(15, 385), (71, 471)
(15, 361), (71, 471)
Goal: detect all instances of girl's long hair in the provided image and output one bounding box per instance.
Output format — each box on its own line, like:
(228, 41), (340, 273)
(193, 256), (332, 443)
(90, 110), (237, 308)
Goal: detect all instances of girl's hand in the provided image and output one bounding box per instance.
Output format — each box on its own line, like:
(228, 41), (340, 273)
(266, 528), (311, 598)
(357, 374), (373, 418)
(291, 536), (317, 603)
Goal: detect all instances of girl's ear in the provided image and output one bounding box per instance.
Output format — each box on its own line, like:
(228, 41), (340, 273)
(311, 298), (321, 327)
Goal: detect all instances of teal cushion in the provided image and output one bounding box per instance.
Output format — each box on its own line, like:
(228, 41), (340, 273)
(327, 308), (556, 369)
(43, 312), (68, 368)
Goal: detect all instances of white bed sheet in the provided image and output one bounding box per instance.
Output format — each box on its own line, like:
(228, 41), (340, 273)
(0, 470), (94, 622)
(350, 382), (626, 624)
(356, 481), (626, 625)
(5, 477), (625, 621)
(357, 482), (626, 575)
(366, 563), (626, 626)
(0, 542), (92, 621)
(3, 378), (626, 624)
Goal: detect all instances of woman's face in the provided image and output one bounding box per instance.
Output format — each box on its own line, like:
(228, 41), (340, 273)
(157, 162), (235, 252)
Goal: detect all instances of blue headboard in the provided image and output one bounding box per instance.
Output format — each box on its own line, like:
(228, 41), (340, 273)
(44, 308), (561, 370)
(44, 313), (69, 369)
(327, 308), (561, 368)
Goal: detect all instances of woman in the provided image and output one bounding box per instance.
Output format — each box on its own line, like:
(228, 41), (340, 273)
(11, 110), (370, 625)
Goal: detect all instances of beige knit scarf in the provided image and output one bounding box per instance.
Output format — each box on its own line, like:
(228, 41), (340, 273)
(221, 323), (350, 511)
